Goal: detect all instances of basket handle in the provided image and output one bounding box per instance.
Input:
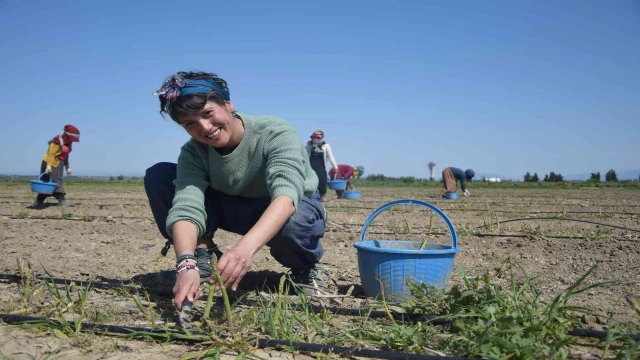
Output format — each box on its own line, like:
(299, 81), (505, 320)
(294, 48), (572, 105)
(37, 172), (48, 181)
(359, 199), (458, 249)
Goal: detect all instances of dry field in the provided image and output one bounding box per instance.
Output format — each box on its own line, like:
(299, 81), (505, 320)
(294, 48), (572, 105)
(0, 181), (638, 359)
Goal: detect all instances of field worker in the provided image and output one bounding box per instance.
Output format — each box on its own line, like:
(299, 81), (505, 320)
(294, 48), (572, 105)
(144, 71), (328, 310)
(441, 167), (475, 197)
(33, 125), (81, 208)
(328, 164), (362, 199)
(305, 130), (338, 202)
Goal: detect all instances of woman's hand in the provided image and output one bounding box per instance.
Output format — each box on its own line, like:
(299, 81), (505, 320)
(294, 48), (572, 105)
(173, 268), (201, 309)
(214, 195), (295, 292)
(215, 247), (253, 291)
(66, 168), (73, 176)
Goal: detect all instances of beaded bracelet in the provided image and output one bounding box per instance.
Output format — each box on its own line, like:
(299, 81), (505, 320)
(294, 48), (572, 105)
(176, 258), (197, 269)
(176, 265), (199, 274)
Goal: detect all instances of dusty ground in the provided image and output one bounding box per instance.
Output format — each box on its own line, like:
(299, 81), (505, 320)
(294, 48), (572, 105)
(0, 182), (639, 358)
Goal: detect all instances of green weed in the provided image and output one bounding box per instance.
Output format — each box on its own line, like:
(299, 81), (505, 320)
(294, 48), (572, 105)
(59, 211), (74, 218)
(16, 258), (42, 308)
(43, 272), (91, 316)
(439, 262), (604, 359)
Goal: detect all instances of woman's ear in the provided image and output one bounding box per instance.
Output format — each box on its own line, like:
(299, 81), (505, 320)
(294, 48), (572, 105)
(225, 101), (235, 113)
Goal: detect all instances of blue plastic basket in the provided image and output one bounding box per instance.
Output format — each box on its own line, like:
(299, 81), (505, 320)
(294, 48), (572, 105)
(343, 190), (360, 200)
(327, 179), (347, 190)
(444, 192), (458, 200)
(353, 200), (459, 301)
(30, 173), (57, 194)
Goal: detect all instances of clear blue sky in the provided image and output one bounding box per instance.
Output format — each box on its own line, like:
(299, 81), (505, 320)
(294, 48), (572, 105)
(1, 0), (639, 180)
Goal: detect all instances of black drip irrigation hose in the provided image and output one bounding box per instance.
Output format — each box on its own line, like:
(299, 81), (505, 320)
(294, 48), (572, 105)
(0, 273), (140, 292)
(0, 201), (147, 207)
(360, 232), (638, 242)
(5, 198), (640, 209)
(0, 273), (449, 325)
(0, 214), (153, 221)
(0, 314), (465, 360)
(1, 273), (638, 341)
(324, 207), (640, 216)
(328, 217), (640, 234)
(479, 217), (640, 233)
(7, 213), (637, 239)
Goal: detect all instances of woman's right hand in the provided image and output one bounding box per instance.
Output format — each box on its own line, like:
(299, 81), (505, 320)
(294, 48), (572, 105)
(45, 165), (52, 174)
(173, 268), (201, 310)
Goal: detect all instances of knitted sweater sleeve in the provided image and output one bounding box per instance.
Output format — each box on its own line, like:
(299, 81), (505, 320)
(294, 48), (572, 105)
(264, 124), (307, 208)
(165, 142), (210, 238)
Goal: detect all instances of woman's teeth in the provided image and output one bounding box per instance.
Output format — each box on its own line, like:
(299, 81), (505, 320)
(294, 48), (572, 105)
(206, 129), (221, 138)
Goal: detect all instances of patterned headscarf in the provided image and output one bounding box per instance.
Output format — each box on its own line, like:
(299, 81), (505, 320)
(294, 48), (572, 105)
(153, 74), (230, 113)
(356, 166), (365, 177)
(308, 130), (325, 147)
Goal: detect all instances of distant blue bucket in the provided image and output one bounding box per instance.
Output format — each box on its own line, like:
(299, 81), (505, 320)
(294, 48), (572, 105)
(30, 173), (57, 194)
(327, 179), (347, 190)
(354, 200), (459, 301)
(444, 192), (458, 200)
(343, 191), (360, 200)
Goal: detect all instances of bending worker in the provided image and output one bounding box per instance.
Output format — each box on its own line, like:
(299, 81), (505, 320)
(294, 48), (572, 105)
(441, 167), (475, 197)
(328, 165), (363, 199)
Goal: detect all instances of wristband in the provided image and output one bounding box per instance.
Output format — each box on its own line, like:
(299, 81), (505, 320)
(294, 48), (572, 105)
(176, 265), (199, 274)
(177, 254), (196, 263)
(176, 258), (197, 269)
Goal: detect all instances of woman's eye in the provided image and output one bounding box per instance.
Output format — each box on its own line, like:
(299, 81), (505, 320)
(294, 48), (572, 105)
(183, 121), (195, 128)
(203, 111), (214, 118)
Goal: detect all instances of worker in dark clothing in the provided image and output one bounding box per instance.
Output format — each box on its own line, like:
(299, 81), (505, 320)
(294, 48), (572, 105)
(441, 167), (475, 197)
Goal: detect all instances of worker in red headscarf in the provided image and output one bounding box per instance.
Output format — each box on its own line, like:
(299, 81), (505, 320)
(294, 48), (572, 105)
(33, 125), (81, 207)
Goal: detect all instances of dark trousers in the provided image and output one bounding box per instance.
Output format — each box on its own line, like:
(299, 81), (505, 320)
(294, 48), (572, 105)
(144, 162), (325, 270)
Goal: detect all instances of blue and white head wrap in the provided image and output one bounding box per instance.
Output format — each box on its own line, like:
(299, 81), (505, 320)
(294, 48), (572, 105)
(153, 74), (230, 112)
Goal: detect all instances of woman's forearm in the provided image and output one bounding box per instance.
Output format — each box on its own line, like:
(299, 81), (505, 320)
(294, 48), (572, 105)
(172, 220), (199, 257)
(235, 195), (295, 255)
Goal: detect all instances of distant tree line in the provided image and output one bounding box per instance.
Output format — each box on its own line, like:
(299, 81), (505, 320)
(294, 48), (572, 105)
(109, 175), (140, 181)
(523, 172), (562, 182)
(522, 169), (624, 183)
(366, 174), (425, 183)
(588, 170), (618, 182)
(523, 172), (540, 182)
(544, 172), (563, 182)
(367, 170), (636, 184)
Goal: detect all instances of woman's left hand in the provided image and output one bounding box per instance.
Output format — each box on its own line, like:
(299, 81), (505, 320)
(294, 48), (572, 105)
(66, 168), (73, 175)
(215, 247), (253, 291)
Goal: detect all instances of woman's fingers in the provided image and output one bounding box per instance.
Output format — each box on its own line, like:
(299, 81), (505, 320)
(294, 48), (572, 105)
(173, 270), (200, 309)
(216, 250), (251, 291)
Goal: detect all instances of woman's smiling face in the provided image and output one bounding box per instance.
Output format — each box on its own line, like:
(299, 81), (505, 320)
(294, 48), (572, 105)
(177, 101), (243, 149)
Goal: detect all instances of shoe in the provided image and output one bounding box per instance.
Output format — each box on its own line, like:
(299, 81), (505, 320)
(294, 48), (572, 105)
(195, 246), (224, 283)
(58, 200), (70, 206)
(289, 265), (334, 296)
(32, 200), (44, 208)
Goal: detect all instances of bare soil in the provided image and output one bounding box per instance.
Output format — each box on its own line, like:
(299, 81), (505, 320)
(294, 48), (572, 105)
(0, 183), (638, 358)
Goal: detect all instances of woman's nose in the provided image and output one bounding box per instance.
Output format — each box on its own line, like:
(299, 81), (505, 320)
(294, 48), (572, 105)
(197, 118), (212, 133)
